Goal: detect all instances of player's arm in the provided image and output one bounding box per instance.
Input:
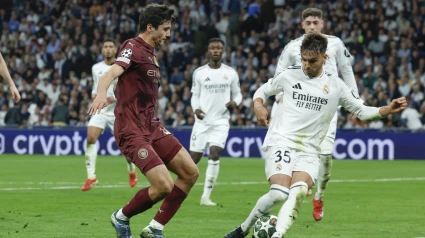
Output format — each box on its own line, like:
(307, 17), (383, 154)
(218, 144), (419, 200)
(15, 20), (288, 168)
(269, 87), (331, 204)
(91, 67), (98, 100)
(253, 77), (284, 126)
(274, 42), (294, 103)
(190, 71), (204, 120)
(87, 64), (124, 114)
(336, 39), (358, 94)
(0, 53), (20, 102)
(339, 82), (407, 120)
(226, 71), (242, 109)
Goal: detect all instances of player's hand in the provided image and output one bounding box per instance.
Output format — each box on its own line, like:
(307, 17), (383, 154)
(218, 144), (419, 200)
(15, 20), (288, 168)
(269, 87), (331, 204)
(107, 96), (116, 104)
(87, 94), (108, 115)
(195, 109), (206, 120)
(275, 92), (283, 104)
(254, 101), (269, 127)
(388, 97), (407, 113)
(91, 94), (97, 101)
(225, 101), (237, 110)
(9, 84), (21, 103)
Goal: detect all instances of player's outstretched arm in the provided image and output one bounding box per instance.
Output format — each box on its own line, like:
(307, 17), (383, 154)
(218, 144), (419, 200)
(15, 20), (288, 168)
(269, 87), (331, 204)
(0, 53), (21, 103)
(253, 98), (269, 126)
(378, 97), (407, 117)
(88, 64), (124, 115)
(253, 79), (283, 126)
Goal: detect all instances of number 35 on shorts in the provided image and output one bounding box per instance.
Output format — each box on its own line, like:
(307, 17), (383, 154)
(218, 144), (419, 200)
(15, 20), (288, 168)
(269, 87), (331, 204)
(265, 146), (294, 176)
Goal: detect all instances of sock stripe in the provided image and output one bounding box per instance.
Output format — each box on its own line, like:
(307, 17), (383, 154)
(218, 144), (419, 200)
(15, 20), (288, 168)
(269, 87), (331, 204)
(270, 187), (289, 195)
(290, 184), (308, 189)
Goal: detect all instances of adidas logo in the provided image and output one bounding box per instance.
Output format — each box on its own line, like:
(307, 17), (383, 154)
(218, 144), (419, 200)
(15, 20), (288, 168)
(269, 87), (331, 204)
(205, 77), (211, 82)
(292, 83), (302, 90)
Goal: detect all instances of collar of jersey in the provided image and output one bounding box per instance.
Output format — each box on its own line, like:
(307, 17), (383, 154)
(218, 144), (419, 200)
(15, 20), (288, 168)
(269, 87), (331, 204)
(302, 66), (325, 79)
(135, 36), (154, 54)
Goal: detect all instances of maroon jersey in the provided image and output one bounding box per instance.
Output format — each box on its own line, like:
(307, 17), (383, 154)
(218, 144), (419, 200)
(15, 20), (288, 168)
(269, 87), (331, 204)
(114, 37), (161, 134)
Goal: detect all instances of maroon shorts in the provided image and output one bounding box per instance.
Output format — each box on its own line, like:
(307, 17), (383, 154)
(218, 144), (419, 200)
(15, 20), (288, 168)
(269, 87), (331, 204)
(116, 124), (182, 174)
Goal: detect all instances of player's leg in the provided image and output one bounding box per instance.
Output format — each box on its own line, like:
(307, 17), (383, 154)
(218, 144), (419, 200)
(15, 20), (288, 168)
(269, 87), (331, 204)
(272, 154), (319, 238)
(107, 116), (137, 187)
(224, 146), (292, 238)
(82, 114), (106, 191)
(313, 113), (337, 221)
(111, 137), (174, 238)
(189, 122), (208, 164)
(140, 134), (199, 237)
(200, 124), (229, 205)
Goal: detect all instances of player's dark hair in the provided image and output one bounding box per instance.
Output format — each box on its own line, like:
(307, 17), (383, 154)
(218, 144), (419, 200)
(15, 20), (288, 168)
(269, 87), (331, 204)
(208, 38), (225, 47)
(102, 39), (116, 46)
(301, 33), (328, 55)
(302, 8), (323, 20)
(138, 4), (175, 33)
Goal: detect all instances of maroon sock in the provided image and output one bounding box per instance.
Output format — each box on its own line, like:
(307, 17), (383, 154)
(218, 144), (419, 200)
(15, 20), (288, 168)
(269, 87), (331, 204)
(122, 187), (156, 218)
(153, 185), (187, 225)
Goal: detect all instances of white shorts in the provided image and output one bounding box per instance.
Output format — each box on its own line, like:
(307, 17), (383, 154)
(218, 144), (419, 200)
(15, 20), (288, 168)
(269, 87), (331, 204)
(88, 113), (115, 133)
(189, 122), (229, 152)
(264, 146), (320, 184)
(320, 112), (337, 155)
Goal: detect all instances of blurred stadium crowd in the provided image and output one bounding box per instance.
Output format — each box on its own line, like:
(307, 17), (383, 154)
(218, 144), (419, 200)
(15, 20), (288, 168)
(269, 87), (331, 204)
(1, 0), (425, 130)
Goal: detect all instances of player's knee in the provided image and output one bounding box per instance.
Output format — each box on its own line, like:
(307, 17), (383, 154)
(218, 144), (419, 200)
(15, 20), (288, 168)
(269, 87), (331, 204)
(289, 181), (309, 199)
(268, 184), (289, 204)
(183, 166), (199, 187)
(86, 134), (98, 145)
(209, 148), (222, 161)
(152, 180), (174, 200)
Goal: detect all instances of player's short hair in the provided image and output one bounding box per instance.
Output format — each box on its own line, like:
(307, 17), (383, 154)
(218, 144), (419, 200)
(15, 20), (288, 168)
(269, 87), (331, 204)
(102, 39), (116, 46)
(138, 4), (175, 33)
(301, 33), (327, 55)
(208, 38), (225, 47)
(302, 8), (323, 20)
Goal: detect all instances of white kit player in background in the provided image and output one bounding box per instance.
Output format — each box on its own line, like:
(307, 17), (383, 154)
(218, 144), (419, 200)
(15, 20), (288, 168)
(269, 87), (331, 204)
(272, 8), (359, 221)
(190, 38), (242, 206)
(82, 39), (138, 191)
(224, 33), (407, 238)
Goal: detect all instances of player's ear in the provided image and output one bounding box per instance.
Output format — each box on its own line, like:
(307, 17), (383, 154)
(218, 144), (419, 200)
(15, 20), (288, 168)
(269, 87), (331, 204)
(323, 53), (328, 61)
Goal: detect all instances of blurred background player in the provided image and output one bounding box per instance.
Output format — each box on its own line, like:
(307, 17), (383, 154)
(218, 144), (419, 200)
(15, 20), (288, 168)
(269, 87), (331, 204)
(0, 53), (21, 103)
(272, 8), (359, 221)
(82, 39), (137, 191)
(190, 38), (242, 206)
(88, 4), (199, 238)
(225, 33), (407, 238)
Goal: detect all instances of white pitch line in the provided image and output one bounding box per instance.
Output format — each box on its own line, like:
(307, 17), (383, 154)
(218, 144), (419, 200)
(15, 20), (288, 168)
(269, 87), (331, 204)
(1, 177), (425, 191)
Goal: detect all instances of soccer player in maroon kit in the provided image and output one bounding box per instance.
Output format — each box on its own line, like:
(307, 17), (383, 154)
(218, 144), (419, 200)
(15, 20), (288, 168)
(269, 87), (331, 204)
(88, 4), (199, 238)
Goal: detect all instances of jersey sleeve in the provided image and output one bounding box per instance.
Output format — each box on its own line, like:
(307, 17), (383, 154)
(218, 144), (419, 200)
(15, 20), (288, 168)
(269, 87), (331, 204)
(114, 40), (136, 70)
(190, 69), (201, 110)
(275, 42), (294, 76)
(91, 66), (98, 95)
(338, 79), (382, 121)
(231, 70), (242, 105)
(253, 74), (285, 103)
(336, 39), (358, 93)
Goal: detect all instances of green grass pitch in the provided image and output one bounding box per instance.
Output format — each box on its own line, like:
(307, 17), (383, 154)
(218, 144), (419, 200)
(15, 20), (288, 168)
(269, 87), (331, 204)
(1, 155), (425, 238)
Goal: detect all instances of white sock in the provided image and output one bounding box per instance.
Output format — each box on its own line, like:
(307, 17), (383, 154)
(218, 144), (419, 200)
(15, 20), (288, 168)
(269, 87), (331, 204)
(274, 181), (308, 236)
(315, 154), (333, 200)
(127, 160), (136, 173)
(241, 184), (289, 233)
(85, 144), (97, 179)
(149, 219), (164, 230)
(116, 208), (129, 221)
(201, 160), (220, 199)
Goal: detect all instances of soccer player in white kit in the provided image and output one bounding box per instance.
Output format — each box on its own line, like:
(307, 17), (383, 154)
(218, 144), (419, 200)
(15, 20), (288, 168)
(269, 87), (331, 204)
(190, 38), (242, 206)
(272, 8), (359, 221)
(82, 39), (137, 191)
(224, 33), (407, 238)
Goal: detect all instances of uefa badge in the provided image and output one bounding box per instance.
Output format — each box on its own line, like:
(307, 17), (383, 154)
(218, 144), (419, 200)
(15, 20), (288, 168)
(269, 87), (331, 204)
(322, 84), (330, 94)
(138, 148), (148, 159)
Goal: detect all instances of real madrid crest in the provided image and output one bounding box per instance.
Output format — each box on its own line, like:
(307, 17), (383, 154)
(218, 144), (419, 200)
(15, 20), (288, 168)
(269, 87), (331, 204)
(322, 85), (330, 94)
(138, 148), (148, 159)
(276, 163), (282, 171)
(224, 74), (228, 80)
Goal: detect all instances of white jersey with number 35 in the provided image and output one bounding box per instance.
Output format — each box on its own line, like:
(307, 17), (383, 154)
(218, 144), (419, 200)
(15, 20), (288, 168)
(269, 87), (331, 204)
(254, 66), (382, 154)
